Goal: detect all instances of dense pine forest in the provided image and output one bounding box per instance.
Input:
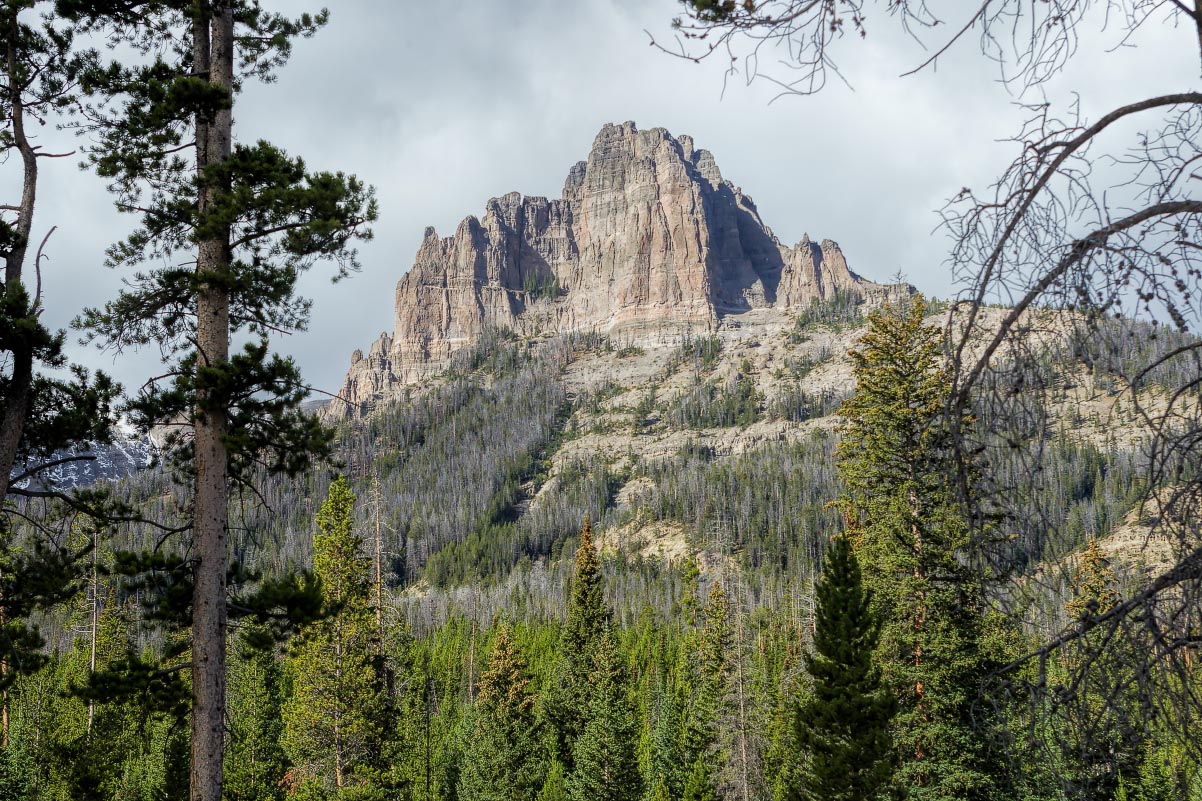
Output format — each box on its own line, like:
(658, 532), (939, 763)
(3, 298), (1198, 801)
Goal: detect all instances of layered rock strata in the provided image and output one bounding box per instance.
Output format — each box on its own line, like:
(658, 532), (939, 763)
(334, 122), (890, 416)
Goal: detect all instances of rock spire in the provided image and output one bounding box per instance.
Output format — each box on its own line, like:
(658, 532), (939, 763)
(334, 122), (888, 416)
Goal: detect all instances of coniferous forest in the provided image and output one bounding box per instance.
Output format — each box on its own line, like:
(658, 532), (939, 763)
(5, 3), (1202, 801)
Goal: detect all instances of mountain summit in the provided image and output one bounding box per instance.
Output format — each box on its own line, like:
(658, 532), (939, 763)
(334, 122), (893, 416)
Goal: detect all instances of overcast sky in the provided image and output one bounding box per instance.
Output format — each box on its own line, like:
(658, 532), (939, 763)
(14, 0), (1196, 395)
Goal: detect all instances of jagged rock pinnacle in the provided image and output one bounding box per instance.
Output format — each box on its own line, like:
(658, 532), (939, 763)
(333, 122), (890, 417)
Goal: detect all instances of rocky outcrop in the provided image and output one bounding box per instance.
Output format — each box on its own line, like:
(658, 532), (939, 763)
(333, 122), (893, 417)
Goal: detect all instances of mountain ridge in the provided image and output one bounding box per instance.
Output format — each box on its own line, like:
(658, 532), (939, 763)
(332, 122), (904, 417)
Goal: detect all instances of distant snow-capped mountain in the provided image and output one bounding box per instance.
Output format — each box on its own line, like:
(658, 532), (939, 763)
(11, 434), (158, 491)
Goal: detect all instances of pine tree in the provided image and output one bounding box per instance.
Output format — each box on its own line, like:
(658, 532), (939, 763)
(282, 477), (387, 795)
(681, 758), (716, 801)
(564, 519), (607, 659)
(1066, 539), (1118, 620)
(225, 627), (286, 801)
(545, 519), (608, 766)
(0, 4), (119, 501)
(649, 777), (673, 801)
(537, 759), (568, 801)
(0, 3), (119, 758)
(684, 581), (729, 766)
(835, 296), (1001, 801)
(44, 591), (176, 801)
(55, 6), (377, 798)
(648, 683), (684, 801)
(569, 629), (642, 801)
(793, 533), (895, 801)
(1059, 536), (1145, 799)
(458, 625), (544, 801)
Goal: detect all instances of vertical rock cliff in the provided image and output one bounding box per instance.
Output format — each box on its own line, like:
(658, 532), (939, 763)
(335, 122), (890, 416)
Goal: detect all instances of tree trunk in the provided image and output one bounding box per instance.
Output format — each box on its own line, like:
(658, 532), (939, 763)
(87, 543), (98, 734)
(0, 6), (39, 500)
(0, 8), (39, 748)
(910, 485), (926, 773)
(373, 476), (384, 651)
(734, 595), (751, 801)
(190, 4), (234, 801)
(1194, 1), (1202, 73)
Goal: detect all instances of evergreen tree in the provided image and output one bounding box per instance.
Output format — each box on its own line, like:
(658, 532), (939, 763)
(458, 625), (544, 801)
(537, 760), (568, 801)
(1058, 536), (1147, 799)
(55, 5), (376, 797)
(564, 519), (607, 659)
(793, 533), (895, 801)
(649, 777), (673, 801)
(225, 627), (286, 801)
(681, 758), (716, 801)
(1066, 539), (1119, 621)
(282, 477), (387, 795)
(0, 3), (119, 761)
(0, 3), (119, 501)
(767, 673), (806, 801)
(683, 581), (729, 766)
(162, 723), (191, 801)
(836, 296), (1002, 801)
(569, 629), (641, 801)
(545, 519), (608, 766)
(647, 683), (684, 801)
(47, 603), (128, 799)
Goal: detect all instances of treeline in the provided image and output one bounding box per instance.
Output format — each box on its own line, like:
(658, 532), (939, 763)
(6, 473), (1194, 801)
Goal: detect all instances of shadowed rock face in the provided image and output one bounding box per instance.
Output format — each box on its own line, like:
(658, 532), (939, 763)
(334, 122), (889, 417)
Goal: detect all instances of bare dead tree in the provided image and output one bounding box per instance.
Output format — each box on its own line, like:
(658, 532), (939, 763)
(658, 0), (1202, 793)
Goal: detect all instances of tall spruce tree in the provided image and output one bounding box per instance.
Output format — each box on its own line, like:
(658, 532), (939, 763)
(836, 296), (1002, 801)
(458, 625), (544, 801)
(545, 519), (607, 767)
(569, 629), (642, 801)
(47, 592), (148, 801)
(793, 533), (895, 801)
(538, 759), (568, 801)
(684, 580), (729, 767)
(681, 758), (716, 801)
(225, 627), (286, 801)
(282, 477), (387, 796)
(647, 682), (684, 801)
(55, 4), (376, 799)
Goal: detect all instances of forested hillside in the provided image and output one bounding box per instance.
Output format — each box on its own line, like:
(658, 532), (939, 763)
(4, 294), (1192, 801)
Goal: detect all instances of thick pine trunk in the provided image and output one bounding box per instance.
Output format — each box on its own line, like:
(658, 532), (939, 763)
(190, 4), (234, 801)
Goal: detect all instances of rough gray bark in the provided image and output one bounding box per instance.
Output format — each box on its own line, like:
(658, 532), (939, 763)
(190, 3), (234, 800)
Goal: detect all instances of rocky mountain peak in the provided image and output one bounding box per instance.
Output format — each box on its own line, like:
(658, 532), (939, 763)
(332, 122), (896, 417)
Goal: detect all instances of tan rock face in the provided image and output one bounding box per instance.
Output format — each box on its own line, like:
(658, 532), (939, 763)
(333, 122), (890, 416)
